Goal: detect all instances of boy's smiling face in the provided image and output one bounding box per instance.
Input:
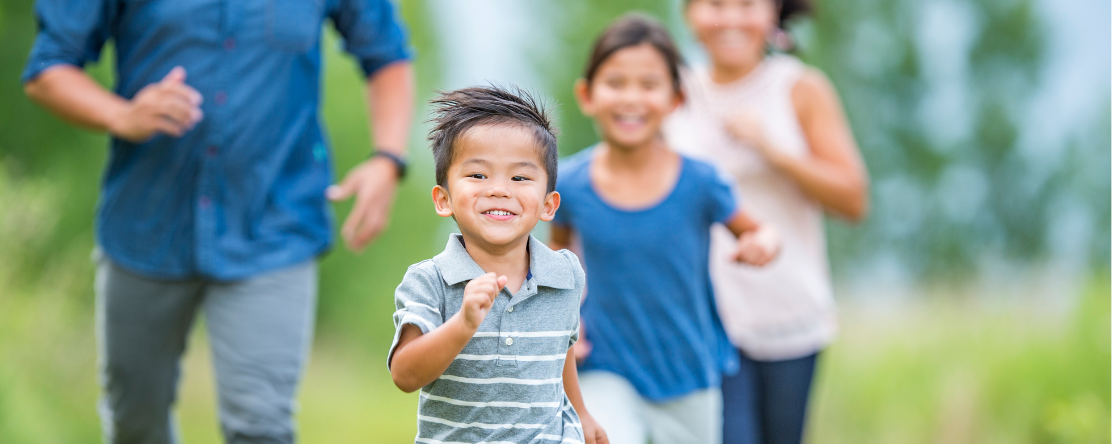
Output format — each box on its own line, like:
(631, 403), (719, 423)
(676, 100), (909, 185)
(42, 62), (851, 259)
(433, 123), (559, 252)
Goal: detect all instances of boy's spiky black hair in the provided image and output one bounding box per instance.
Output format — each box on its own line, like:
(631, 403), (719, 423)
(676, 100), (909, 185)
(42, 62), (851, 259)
(427, 85), (560, 193)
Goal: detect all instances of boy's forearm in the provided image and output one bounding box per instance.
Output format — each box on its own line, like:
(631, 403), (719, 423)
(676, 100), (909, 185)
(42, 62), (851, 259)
(391, 314), (477, 392)
(562, 348), (591, 416)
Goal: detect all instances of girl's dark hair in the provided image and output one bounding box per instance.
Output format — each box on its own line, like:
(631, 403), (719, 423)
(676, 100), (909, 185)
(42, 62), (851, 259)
(583, 13), (684, 93)
(427, 85), (560, 193)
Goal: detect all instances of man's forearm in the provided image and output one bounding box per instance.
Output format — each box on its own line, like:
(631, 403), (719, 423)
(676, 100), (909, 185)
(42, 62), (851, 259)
(24, 65), (128, 133)
(366, 61), (414, 156)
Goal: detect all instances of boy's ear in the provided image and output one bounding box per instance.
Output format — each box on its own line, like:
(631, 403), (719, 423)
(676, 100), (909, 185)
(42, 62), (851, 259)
(539, 191), (561, 222)
(432, 185), (453, 218)
(573, 78), (593, 117)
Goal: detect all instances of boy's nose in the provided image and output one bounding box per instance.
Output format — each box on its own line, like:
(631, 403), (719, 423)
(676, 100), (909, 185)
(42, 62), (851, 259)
(486, 184), (511, 198)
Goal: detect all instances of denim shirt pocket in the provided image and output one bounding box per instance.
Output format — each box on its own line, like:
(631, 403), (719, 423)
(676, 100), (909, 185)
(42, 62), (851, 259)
(266, 0), (322, 52)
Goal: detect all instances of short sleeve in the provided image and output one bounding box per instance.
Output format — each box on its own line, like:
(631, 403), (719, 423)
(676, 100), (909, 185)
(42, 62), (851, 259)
(387, 264), (444, 370)
(22, 0), (116, 83)
(329, 0), (413, 78)
(707, 163), (741, 224)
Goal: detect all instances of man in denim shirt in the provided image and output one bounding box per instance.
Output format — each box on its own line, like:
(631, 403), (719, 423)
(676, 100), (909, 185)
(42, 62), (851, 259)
(22, 0), (413, 442)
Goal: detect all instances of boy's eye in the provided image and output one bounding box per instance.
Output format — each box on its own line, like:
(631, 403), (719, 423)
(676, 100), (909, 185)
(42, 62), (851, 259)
(469, 173), (487, 179)
(511, 176), (530, 182)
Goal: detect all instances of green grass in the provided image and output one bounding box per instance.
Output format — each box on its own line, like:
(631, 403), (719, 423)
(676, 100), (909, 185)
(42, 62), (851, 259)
(0, 164), (1107, 442)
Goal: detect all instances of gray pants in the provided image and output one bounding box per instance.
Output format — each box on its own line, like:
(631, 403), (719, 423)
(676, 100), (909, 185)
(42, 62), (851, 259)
(579, 371), (723, 444)
(94, 256), (317, 444)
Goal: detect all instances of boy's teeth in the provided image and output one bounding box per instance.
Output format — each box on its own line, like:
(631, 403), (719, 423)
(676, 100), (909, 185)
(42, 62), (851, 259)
(486, 210), (512, 216)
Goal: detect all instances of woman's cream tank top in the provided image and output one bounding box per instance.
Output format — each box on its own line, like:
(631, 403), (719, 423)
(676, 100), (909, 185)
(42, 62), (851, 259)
(664, 54), (837, 361)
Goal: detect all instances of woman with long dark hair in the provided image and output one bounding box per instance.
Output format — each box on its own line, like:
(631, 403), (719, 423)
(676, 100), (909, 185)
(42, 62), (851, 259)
(666, 1), (870, 442)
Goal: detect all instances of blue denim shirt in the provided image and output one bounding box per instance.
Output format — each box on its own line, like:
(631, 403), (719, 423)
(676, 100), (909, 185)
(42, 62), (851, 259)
(23, 0), (411, 280)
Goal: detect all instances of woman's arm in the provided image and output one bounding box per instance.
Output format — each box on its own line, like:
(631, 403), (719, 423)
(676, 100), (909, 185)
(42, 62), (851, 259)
(728, 69), (869, 221)
(563, 348), (608, 444)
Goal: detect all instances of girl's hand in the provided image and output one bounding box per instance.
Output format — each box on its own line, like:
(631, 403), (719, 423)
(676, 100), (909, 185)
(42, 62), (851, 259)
(731, 224), (780, 266)
(580, 412), (609, 444)
(460, 273), (507, 330)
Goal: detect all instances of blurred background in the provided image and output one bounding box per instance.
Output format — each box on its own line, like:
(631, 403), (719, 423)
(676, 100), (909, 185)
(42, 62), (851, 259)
(0, 0), (1108, 442)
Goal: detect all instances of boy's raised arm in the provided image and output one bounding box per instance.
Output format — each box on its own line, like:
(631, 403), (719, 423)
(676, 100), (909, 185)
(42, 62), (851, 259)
(390, 272), (507, 393)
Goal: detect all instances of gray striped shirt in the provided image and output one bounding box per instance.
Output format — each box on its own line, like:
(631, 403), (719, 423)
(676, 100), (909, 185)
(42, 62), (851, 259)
(389, 234), (585, 444)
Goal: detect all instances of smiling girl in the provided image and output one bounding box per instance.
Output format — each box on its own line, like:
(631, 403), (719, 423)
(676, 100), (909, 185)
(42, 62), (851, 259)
(549, 14), (779, 444)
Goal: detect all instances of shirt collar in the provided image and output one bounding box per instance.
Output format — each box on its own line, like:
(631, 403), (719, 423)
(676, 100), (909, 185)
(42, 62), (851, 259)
(432, 234), (575, 290)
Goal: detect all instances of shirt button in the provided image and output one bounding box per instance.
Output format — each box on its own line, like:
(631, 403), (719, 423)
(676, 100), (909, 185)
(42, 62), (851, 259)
(504, 337), (513, 346)
(214, 91), (228, 105)
(223, 38), (235, 51)
(199, 196), (211, 208)
(207, 145), (218, 156)
(507, 306), (514, 313)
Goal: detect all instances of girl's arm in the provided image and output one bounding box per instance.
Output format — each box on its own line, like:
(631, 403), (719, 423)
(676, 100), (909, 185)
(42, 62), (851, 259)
(550, 224), (574, 252)
(728, 69), (869, 221)
(563, 348), (608, 444)
(724, 211), (780, 266)
(549, 224), (593, 362)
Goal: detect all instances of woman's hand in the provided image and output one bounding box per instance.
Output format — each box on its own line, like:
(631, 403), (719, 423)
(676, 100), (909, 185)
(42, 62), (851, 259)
(580, 412), (609, 444)
(725, 111), (783, 166)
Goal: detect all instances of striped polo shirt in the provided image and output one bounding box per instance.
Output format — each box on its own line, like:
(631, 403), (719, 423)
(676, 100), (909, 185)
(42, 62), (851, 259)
(389, 234), (585, 444)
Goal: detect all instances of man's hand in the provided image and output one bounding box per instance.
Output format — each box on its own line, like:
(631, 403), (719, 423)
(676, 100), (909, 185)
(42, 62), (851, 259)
(107, 66), (203, 142)
(327, 157), (400, 251)
(460, 272), (507, 330)
(731, 225), (780, 266)
(581, 412), (609, 444)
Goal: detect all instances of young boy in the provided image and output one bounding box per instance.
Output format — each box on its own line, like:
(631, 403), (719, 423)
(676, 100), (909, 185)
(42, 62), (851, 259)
(388, 86), (607, 444)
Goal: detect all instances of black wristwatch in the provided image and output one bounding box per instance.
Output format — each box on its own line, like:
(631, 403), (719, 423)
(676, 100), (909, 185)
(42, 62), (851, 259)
(370, 149), (407, 180)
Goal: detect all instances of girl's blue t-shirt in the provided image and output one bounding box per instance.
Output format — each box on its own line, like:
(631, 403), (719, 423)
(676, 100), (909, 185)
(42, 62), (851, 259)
(552, 147), (741, 401)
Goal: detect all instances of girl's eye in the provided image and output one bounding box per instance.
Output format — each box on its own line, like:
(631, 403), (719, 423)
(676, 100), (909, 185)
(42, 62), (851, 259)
(469, 173), (487, 179)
